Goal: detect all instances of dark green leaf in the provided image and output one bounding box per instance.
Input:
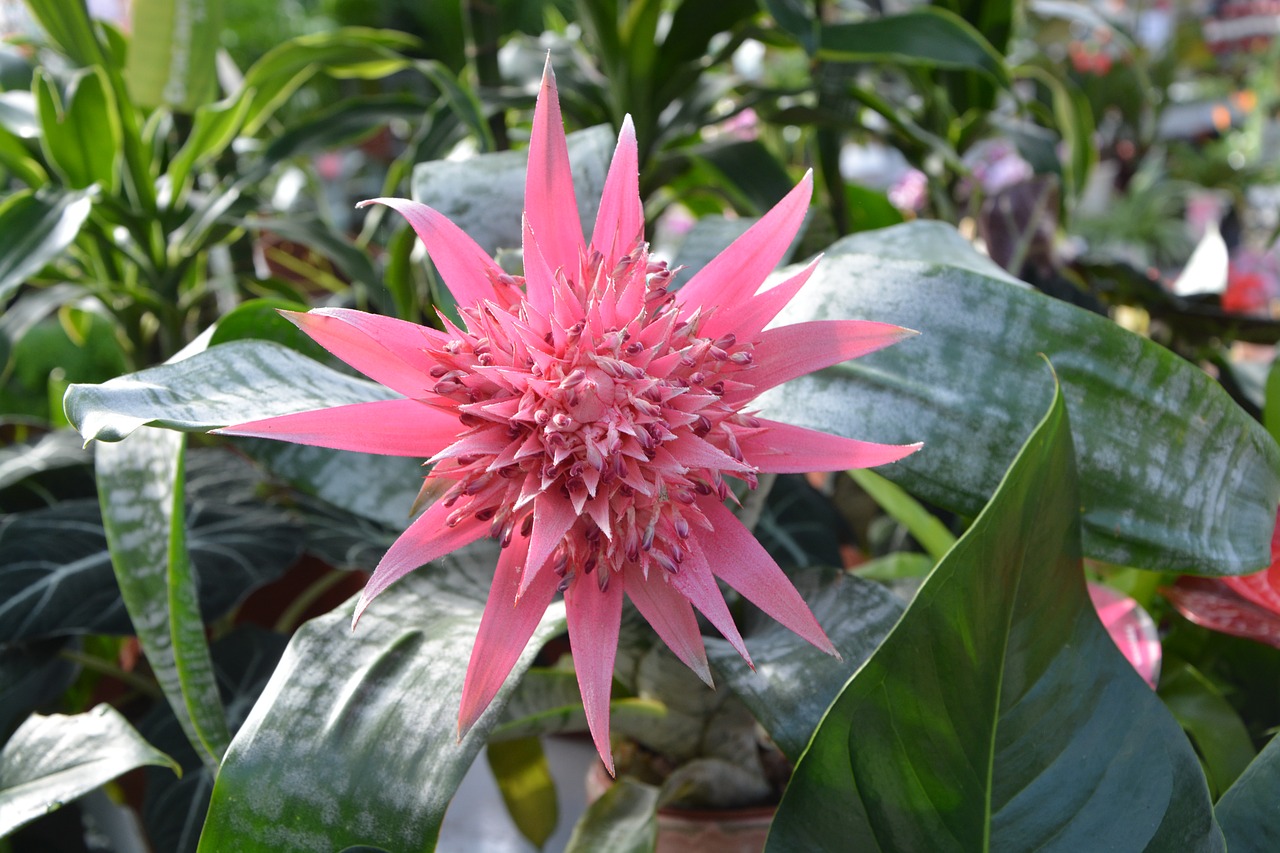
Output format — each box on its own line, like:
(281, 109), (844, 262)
(768, 386), (1223, 851)
(1217, 733), (1280, 852)
(706, 568), (904, 762)
(487, 737), (558, 848)
(0, 638), (77, 747)
(818, 9), (1009, 87)
(0, 703), (178, 838)
(764, 0), (818, 54)
(195, 545), (567, 853)
(758, 222), (1280, 575)
(696, 139), (795, 215)
(167, 91), (256, 194)
(564, 778), (658, 853)
(0, 188), (92, 303)
(96, 428), (230, 768)
(259, 95), (429, 168)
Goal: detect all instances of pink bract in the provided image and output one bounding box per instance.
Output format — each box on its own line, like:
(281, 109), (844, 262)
(218, 59), (921, 772)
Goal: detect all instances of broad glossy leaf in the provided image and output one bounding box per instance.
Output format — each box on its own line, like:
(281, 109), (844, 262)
(706, 567), (904, 762)
(411, 124), (614, 255)
(1217, 733), (1280, 852)
(818, 8), (1009, 86)
(564, 778), (658, 853)
(0, 188), (92, 302)
(96, 428), (229, 768)
(767, 387), (1223, 852)
(0, 703), (178, 838)
(65, 339), (397, 442)
(759, 222), (1280, 574)
(196, 545), (567, 853)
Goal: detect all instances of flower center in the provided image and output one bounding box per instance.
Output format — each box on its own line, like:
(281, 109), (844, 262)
(420, 244), (762, 590)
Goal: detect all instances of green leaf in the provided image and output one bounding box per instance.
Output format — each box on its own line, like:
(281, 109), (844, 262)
(410, 124), (615, 255)
(1264, 354), (1280, 447)
(1217, 733), (1280, 852)
(490, 667), (666, 743)
(818, 8), (1009, 87)
(65, 339), (397, 443)
(767, 384), (1223, 851)
(1158, 662), (1255, 799)
(195, 545), (567, 853)
(706, 568), (904, 762)
(486, 737), (559, 849)
(848, 469), (955, 562)
(0, 188), (92, 303)
(238, 28), (419, 135)
(695, 139), (796, 215)
(764, 0), (818, 54)
(564, 778), (659, 853)
(96, 428), (229, 769)
(34, 66), (121, 190)
(239, 216), (381, 291)
(24, 0), (108, 67)
(166, 89), (255, 194)
(0, 703), (178, 838)
(124, 0), (222, 112)
(758, 221), (1280, 575)
(258, 95), (429, 169)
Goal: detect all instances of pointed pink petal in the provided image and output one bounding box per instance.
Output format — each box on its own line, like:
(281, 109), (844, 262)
(458, 532), (560, 735)
(668, 543), (752, 667)
(519, 491), (579, 597)
(521, 216), (556, 317)
(698, 499), (838, 657)
(700, 258), (819, 342)
(623, 564), (712, 687)
(357, 197), (504, 308)
(353, 498), (489, 626)
(526, 57), (583, 273)
(675, 172), (812, 315)
(216, 399), (461, 457)
(565, 570), (624, 775)
(734, 319), (919, 402)
(739, 419), (921, 473)
(285, 308), (440, 398)
(590, 115), (642, 267)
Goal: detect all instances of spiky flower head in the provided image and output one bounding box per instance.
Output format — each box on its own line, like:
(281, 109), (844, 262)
(220, 59), (920, 772)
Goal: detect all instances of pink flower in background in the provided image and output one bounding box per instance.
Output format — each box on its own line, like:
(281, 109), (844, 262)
(887, 168), (928, 213)
(218, 59), (921, 772)
(1089, 583), (1161, 688)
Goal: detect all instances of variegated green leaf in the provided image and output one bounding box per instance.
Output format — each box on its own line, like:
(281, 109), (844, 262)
(0, 188), (92, 303)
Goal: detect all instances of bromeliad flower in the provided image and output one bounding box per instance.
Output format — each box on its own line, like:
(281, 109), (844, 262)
(218, 60), (921, 772)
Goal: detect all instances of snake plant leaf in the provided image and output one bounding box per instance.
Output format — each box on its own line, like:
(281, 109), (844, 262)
(96, 428), (229, 770)
(0, 704), (178, 838)
(195, 543), (567, 853)
(758, 221), (1280, 575)
(767, 384), (1223, 852)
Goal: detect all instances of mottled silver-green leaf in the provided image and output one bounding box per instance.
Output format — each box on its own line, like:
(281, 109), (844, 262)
(96, 428), (229, 769)
(65, 340), (396, 443)
(196, 543), (567, 853)
(759, 222), (1280, 574)
(0, 704), (178, 837)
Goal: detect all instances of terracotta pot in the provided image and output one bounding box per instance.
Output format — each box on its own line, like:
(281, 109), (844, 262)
(586, 763), (775, 853)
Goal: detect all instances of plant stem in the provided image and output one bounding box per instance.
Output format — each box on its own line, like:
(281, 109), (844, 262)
(58, 649), (164, 699)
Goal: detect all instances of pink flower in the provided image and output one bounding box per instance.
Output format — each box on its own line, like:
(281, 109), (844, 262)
(218, 60), (921, 772)
(1088, 583), (1161, 688)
